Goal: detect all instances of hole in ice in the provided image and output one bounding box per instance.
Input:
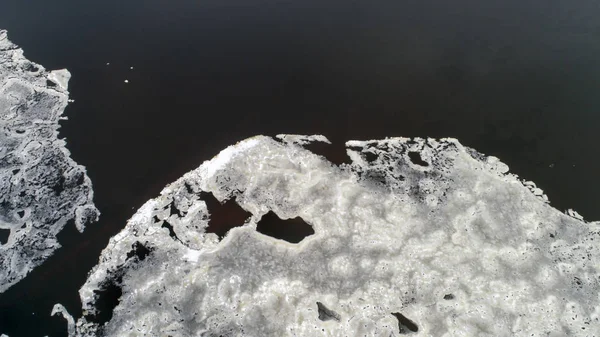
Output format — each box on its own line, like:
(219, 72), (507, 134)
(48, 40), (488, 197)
(408, 151), (429, 167)
(161, 220), (181, 242)
(364, 151), (378, 163)
(16, 210), (25, 218)
(0, 228), (10, 245)
(15, 129), (25, 134)
(256, 211), (315, 243)
(51, 174), (65, 196)
(90, 278), (123, 324)
(75, 171), (85, 185)
(169, 202), (183, 217)
(126, 241), (151, 261)
(11, 168), (20, 175)
(316, 302), (340, 322)
(46, 79), (57, 88)
(443, 294), (455, 300)
(392, 312), (419, 334)
(202, 192), (252, 239)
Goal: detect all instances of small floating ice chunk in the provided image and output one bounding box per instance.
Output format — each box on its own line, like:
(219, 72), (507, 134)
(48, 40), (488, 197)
(124, 79), (129, 83)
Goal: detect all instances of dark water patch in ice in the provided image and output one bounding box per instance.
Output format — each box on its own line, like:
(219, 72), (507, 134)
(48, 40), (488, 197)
(316, 302), (340, 322)
(392, 312), (419, 334)
(0, 228), (9, 245)
(408, 151), (429, 167)
(89, 279), (123, 325)
(202, 192), (251, 239)
(256, 211), (315, 243)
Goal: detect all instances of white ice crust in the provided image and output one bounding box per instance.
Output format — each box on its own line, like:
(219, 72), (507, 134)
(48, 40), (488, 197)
(276, 134), (331, 145)
(68, 135), (599, 336)
(47, 69), (71, 90)
(0, 30), (98, 293)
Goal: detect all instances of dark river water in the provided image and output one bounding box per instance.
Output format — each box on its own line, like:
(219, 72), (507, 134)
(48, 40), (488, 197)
(1, 0), (600, 336)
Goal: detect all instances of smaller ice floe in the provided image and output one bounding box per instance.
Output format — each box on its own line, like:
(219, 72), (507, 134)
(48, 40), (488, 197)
(0, 30), (98, 293)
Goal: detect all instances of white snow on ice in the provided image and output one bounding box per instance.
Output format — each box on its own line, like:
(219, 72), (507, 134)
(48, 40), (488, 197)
(63, 135), (599, 336)
(0, 30), (98, 294)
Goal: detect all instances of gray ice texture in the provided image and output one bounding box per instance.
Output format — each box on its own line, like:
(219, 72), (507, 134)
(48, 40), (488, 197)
(0, 30), (98, 293)
(67, 135), (599, 337)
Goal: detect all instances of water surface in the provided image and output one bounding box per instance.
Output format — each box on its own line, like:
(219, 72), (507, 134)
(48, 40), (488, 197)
(1, 0), (599, 335)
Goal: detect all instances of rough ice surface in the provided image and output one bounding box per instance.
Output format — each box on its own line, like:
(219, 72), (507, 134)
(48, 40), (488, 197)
(276, 134), (331, 146)
(67, 135), (599, 336)
(0, 30), (98, 293)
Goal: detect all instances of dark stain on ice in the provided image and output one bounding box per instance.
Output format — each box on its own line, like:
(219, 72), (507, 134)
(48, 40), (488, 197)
(0, 228), (10, 245)
(363, 170), (388, 186)
(51, 174), (65, 196)
(443, 294), (455, 300)
(256, 211), (314, 243)
(202, 192), (252, 239)
(316, 301), (340, 322)
(392, 312), (419, 334)
(126, 241), (151, 261)
(573, 277), (583, 288)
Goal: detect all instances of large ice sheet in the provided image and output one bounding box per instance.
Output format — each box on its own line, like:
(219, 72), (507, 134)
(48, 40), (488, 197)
(69, 135), (598, 336)
(0, 30), (98, 293)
